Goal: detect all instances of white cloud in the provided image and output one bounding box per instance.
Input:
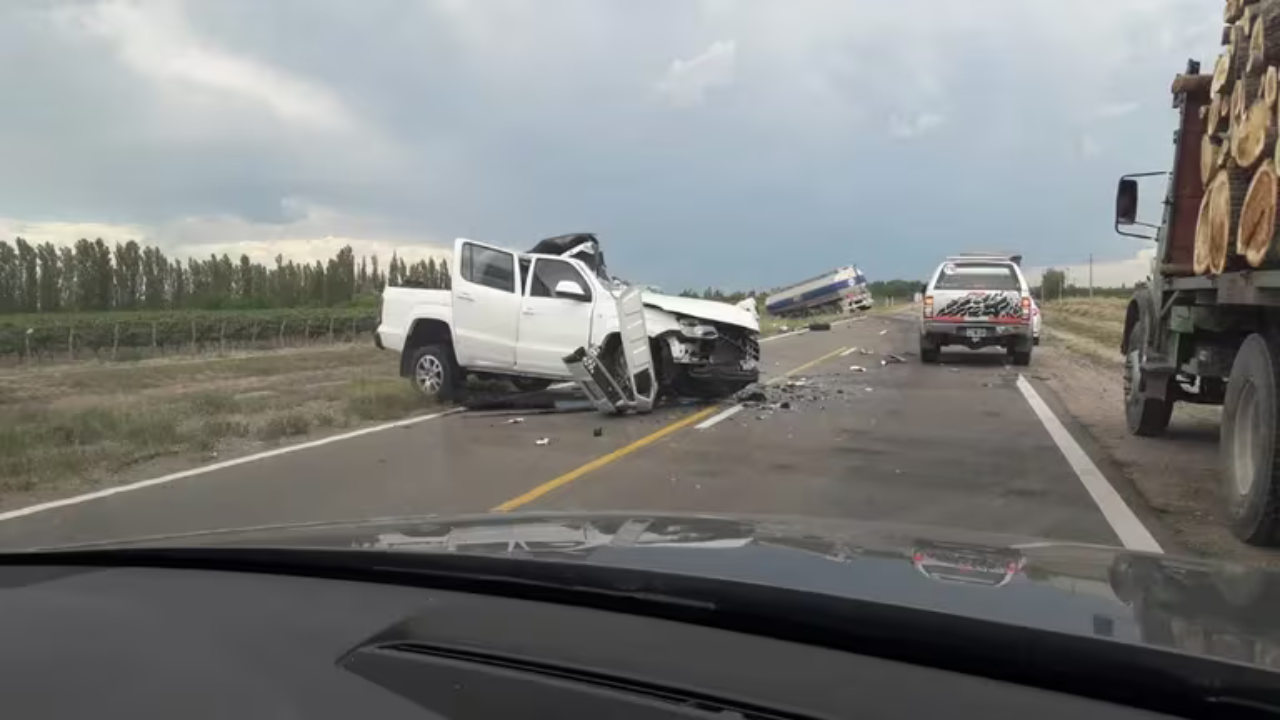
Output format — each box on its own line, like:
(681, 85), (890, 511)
(656, 40), (737, 107)
(888, 112), (945, 139)
(54, 0), (355, 133)
(1027, 247), (1156, 288)
(1091, 101), (1140, 119)
(0, 200), (450, 265)
(1078, 134), (1102, 159)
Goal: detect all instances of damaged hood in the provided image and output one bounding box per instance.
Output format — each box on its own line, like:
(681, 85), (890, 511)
(640, 292), (760, 332)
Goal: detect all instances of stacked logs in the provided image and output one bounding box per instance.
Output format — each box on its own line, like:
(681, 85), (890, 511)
(1196, 0), (1280, 273)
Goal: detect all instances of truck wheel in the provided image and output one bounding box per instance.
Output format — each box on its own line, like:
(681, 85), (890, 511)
(409, 344), (460, 401)
(511, 377), (553, 392)
(1007, 338), (1032, 366)
(1221, 334), (1280, 545)
(1124, 320), (1173, 437)
(920, 337), (939, 364)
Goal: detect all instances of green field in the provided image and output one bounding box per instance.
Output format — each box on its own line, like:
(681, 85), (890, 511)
(0, 307), (378, 361)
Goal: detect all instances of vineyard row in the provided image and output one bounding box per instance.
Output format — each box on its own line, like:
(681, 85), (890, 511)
(0, 309), (380, 361)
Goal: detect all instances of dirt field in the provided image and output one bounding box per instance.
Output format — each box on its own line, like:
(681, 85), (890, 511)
(0, 344), (434, 507)
(1037, 299), (1280, 564)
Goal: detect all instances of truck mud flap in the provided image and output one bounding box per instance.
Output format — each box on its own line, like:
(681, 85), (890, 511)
(561, 286), (657, 415)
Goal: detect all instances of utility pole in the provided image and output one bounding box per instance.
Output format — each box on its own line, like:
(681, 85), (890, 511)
(1089, 254), (1094, 298)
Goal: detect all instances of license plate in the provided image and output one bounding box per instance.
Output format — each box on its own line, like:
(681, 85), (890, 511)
(965, 328), (987, 339)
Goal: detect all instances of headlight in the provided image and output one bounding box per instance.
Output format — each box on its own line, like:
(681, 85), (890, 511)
(678, 317), (719, 339)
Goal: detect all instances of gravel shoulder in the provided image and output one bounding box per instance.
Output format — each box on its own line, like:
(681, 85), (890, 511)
(1032, 333), (1280, 564)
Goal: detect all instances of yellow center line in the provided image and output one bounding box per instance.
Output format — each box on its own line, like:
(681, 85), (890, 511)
(490, 343), (848, 513)
(490, 405), (720, 512)
(766, 345), (849, 385)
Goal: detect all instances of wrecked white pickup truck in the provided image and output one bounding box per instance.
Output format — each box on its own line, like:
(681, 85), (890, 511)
(375, 234), (760, 410)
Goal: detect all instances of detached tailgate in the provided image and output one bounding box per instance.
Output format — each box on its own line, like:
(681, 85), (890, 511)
(931, 263), (1024, 323)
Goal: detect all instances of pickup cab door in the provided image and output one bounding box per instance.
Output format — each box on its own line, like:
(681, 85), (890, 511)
(453, 238), (521, 369)
(515, 257), (595, 376)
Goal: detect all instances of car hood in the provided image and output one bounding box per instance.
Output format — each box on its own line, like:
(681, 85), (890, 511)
(59, 511), (1280, 674)
(640, 292), (760, 332)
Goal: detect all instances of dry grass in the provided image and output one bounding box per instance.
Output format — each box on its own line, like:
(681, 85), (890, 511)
(0, 346), (436, 497)
(1042, 297), (1127, 351)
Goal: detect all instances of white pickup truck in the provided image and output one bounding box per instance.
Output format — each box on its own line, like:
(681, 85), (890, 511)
(375, 234), (761, 402)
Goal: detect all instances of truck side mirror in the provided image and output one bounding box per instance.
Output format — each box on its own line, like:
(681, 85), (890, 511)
(1115, 178), (1139, 226)
(554, 279), (590, 301)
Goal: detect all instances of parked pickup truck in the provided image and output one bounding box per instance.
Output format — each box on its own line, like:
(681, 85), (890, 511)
(376, 233), (761, 402)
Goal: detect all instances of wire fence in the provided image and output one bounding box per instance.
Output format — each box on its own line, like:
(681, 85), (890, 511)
(0, 310), (380, 366)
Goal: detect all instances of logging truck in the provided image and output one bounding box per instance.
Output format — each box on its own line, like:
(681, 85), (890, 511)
(1117, 24), (1280, 548)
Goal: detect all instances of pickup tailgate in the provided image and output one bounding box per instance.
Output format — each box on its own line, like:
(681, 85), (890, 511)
(377, 286), (451, 352)
(931, 263), (1025, 323)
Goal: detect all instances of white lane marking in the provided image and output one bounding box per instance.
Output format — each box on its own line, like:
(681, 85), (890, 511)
(695, 404), (744, 430)
(0, 408), (465, 524)
(1015, 375), (1162, 553)
(839, 347), (860, 357)
(761, 328), (808, 343)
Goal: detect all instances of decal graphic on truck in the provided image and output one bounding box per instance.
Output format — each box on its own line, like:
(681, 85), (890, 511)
(934, 292), (1023, 319)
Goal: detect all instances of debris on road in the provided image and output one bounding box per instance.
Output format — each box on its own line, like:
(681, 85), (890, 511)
(593, 427), (604, 438)
(780, 401), (792, 410)
(859, 348), (874, 355)
(733, 384), (769, 403)
(535, 438), (551, 446)
(808, 322), (831, 332)
(881, 354), (905, 365)
(505, 417), (526, 424)
(879, 329), (888, 335)
(849, 365), (867, 372)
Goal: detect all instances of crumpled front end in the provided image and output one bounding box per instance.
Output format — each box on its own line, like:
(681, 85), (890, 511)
(658, 319), (760, 390)
(564, 295), (760, 413)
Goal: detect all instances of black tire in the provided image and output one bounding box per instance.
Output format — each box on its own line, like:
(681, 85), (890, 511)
(920, 336), (939, 364)
(1007, 338), (1032, 366)
(1221, 333), (1280, 545)
(407, 344), (460, 401)
(510, 377), (553, 392)
(1124, 319), (1173, 437)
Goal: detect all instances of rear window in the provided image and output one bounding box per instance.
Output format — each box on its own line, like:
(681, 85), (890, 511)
(933, 263), (1021, 291)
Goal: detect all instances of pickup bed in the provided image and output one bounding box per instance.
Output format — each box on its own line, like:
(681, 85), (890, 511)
(376, 234), (760, 403)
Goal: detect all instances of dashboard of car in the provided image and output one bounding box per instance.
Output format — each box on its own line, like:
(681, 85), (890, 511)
(0, 559), (1182, 719)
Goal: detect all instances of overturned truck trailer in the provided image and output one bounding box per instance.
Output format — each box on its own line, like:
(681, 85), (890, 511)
(766, 266), (872, 317)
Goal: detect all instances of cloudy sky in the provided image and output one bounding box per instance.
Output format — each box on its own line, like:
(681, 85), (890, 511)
(0, 0), (1221, 290)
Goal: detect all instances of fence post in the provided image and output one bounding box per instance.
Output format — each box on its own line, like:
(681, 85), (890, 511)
(24, 329), (31, 362)
(350, 317), (356, 342)
(191, 319), (197, 351)
(250, 322), (259, 345)
(220, 321), (226, 354)
(279, 320), (286, 347)
(151, 322), (157, 349)
(112, 323), (119, 360)
(68, 326), (74, 360)
(328, 316), (335, 344)
(304, 320), (310, 346)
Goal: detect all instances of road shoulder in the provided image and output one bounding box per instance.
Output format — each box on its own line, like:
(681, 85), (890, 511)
(1032, 338), (1280, 565)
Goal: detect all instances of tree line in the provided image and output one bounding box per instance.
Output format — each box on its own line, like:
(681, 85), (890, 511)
(0, 237), (450, 314)
(677, 279), (923, 305)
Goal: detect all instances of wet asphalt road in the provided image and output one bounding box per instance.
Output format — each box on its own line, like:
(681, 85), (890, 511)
(0, 310), (1120, 549)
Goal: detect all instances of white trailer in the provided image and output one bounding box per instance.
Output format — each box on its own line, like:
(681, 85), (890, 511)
(765, 266), (871, 317)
